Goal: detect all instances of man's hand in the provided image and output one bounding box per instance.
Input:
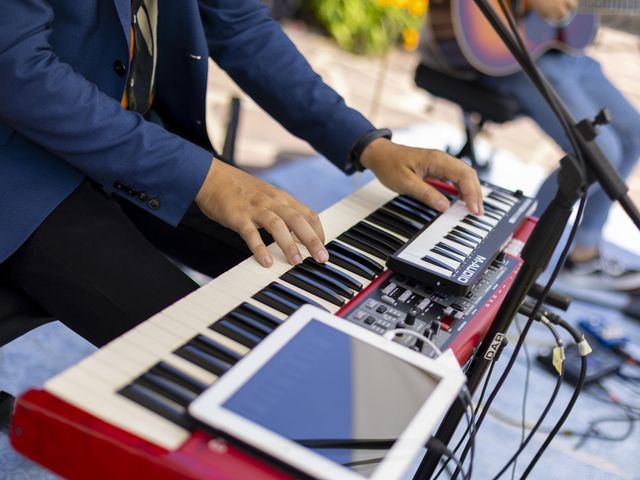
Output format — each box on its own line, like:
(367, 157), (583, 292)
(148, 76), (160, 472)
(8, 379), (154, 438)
(196, 160), (328, 268)
(360, 139), (484, 216)
(528, 0), (577, 21)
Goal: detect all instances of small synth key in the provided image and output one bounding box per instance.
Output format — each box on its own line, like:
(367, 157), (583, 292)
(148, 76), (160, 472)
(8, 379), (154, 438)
(388, 181), (536, 295)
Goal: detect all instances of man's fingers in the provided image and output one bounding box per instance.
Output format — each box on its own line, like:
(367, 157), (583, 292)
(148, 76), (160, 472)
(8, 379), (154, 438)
(238, 222), (272, 267)
(403, 175), (451, 213)
(428, 155), (483, 215)
(256, 210), (303, 266)
(276, 205), (328, 263)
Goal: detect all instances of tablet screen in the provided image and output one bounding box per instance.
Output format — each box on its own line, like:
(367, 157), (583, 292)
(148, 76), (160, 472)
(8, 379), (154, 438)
(221, 319), (440, 478)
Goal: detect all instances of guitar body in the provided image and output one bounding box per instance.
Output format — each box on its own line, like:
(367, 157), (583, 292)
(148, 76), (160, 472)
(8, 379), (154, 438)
(427, 0), (599, 76)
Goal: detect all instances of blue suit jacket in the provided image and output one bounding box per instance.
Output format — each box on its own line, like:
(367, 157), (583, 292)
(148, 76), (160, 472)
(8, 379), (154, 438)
(0, 0), (373, 263)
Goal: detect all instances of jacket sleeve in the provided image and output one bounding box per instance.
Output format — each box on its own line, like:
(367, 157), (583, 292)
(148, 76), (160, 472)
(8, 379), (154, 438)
(199, 0), (376, 173)
(0, 0), (213, 225)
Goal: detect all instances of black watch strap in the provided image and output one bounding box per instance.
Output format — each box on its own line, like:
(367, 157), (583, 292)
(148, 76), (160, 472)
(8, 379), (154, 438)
(350, 128), (393, 172)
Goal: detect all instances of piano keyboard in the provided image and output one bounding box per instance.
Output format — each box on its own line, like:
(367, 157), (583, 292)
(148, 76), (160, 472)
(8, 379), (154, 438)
(42, 179), (529, 452)
(387, 183), (536, 295)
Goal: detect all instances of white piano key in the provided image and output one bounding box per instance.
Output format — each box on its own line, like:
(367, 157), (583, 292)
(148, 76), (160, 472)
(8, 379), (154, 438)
(440, 238), (474, 256)
(423, 250), (462, 271)
(46, 370), (189, 450)
(401, 253), (453, 278)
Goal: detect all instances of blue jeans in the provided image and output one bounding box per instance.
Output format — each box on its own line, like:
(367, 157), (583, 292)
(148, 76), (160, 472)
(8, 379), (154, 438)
(481, 52), (640, 249)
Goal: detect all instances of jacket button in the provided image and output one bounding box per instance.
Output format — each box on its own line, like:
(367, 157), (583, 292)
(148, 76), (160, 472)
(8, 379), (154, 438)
(113, 181), (124, 191)
(137, 192), (148, 202)
(148, 198), (161, 210)
(113, 60), (127, 76)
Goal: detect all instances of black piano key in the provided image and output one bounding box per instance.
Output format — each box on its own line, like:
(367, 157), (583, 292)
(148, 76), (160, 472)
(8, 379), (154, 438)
(453, 225), (484, 240)
(338, 231), (390, 260)
(432, 246), (464, 263)
(119, 384), (192, 429)
(483, 201), (507, 215)
(149, 361), (208, 395)
(445, 233), (476, 250)
(296, 262), (355, 298)
(210, 318), (263, 348)
(135, 371), (197, 407)
(253, 288), (300, 315)
(281, 270), (345, 307)
(466, 215), (494, 228)
(395, 195), (440, 217)
(254, 282), (328, 315)
(384, 200), (434, 225)
(451, 228), (480, 244)
(422, 255), (457, 273)
(462, 217), (491, 232)
(174, 344), (234, 377)
(489, 191), (515, 206)
(367, 209), (421, 238)
(226, 311), (273, 338)
(235, 302), (283, 330)
(436, 242), (468, 259)
(302, 257), (363, 291)
(326, 249), (376, 281)
(483, 210), (502, 222)
(192, 335), (242, 364)
(352, 221), (404, 251)
(327, 241), (384, 274)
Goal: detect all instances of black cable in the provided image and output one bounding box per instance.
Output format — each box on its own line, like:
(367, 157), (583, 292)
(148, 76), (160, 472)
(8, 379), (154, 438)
(428, 437), (470, 480)
(455, 195), (587, 476)
(433, 361), (496, 480)
(512, 318), (531, 480)
(520, 316), (586, 478)
(490, 319), (564, 479)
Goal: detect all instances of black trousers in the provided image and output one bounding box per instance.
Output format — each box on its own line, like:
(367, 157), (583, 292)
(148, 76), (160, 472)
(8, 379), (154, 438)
(0, 181), (254, 347)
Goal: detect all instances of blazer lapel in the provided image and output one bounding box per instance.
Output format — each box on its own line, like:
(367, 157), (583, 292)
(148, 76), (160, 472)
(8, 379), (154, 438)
(112, 0), (132, 50)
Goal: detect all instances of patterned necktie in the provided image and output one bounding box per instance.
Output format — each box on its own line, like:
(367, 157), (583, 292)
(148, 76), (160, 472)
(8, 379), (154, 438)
(127, 0), (157, 114)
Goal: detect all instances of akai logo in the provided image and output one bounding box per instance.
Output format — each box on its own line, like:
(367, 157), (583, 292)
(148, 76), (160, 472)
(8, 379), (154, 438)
(484, 333), (505, 360)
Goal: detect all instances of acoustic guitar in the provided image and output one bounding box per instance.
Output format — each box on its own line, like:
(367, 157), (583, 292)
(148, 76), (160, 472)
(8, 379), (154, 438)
(426, 0), (640, 76)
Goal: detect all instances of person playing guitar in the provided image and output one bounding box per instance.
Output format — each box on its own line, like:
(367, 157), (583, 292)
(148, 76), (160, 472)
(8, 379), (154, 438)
(420, 0), (640, 292)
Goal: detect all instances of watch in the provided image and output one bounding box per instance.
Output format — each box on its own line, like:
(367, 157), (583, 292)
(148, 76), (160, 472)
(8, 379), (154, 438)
(349, 128), (393, 172)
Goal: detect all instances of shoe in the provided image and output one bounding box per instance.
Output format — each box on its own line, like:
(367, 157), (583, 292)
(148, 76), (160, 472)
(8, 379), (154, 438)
(560, 255), (640, 292)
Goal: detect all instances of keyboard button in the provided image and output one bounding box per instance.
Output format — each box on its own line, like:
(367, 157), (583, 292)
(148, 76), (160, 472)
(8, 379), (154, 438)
(281, 270), (346, 307)
(446, 233), (476, 250)
(367, 209), (421, 238)
(338, 230), (390, 260)
(302, 258), (363, 291)
(352, 222), (404, 251)
(422, 254), (457, 272)
(134, 372), (197, 407)
(210, 318), (263, 348)
(295, 263), (354, 298)
(118, 383), (192, 429)
(148, 361), (208, 395)
(327, 241), (384, 274)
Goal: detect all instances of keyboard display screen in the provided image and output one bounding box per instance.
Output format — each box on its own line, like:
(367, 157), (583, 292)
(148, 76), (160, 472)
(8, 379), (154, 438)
(222, 319), (439, 477)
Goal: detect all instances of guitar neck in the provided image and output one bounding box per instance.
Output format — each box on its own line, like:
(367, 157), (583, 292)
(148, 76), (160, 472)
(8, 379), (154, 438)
(578, 0), (640, 13)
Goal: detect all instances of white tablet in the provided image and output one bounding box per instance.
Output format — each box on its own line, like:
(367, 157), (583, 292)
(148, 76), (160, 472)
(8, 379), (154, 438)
(188, 304), (465, 480)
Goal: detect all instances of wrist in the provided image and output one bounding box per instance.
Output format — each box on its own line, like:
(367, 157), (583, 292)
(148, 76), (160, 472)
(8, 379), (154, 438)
(360, 137), (394, 171)
(349, 128), (393, 171)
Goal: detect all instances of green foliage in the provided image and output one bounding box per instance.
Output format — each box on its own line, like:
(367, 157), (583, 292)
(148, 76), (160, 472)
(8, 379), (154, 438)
(309, 0), (422, 55)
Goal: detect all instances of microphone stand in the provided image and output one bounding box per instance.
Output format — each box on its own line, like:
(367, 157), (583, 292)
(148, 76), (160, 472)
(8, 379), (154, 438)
(413, 2), (640, 479)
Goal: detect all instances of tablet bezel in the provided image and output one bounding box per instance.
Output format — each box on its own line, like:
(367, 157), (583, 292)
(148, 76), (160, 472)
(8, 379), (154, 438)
(188, 304), (465, 480)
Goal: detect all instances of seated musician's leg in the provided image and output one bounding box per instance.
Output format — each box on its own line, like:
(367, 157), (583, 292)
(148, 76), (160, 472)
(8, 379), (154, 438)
(481, 52), (640, 290)
(0, 180), (201, 347)
(119, 199), (257, 280)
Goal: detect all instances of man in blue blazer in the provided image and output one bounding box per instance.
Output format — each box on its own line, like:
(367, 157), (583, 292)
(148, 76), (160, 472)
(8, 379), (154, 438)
(0, 0), (483, 346)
